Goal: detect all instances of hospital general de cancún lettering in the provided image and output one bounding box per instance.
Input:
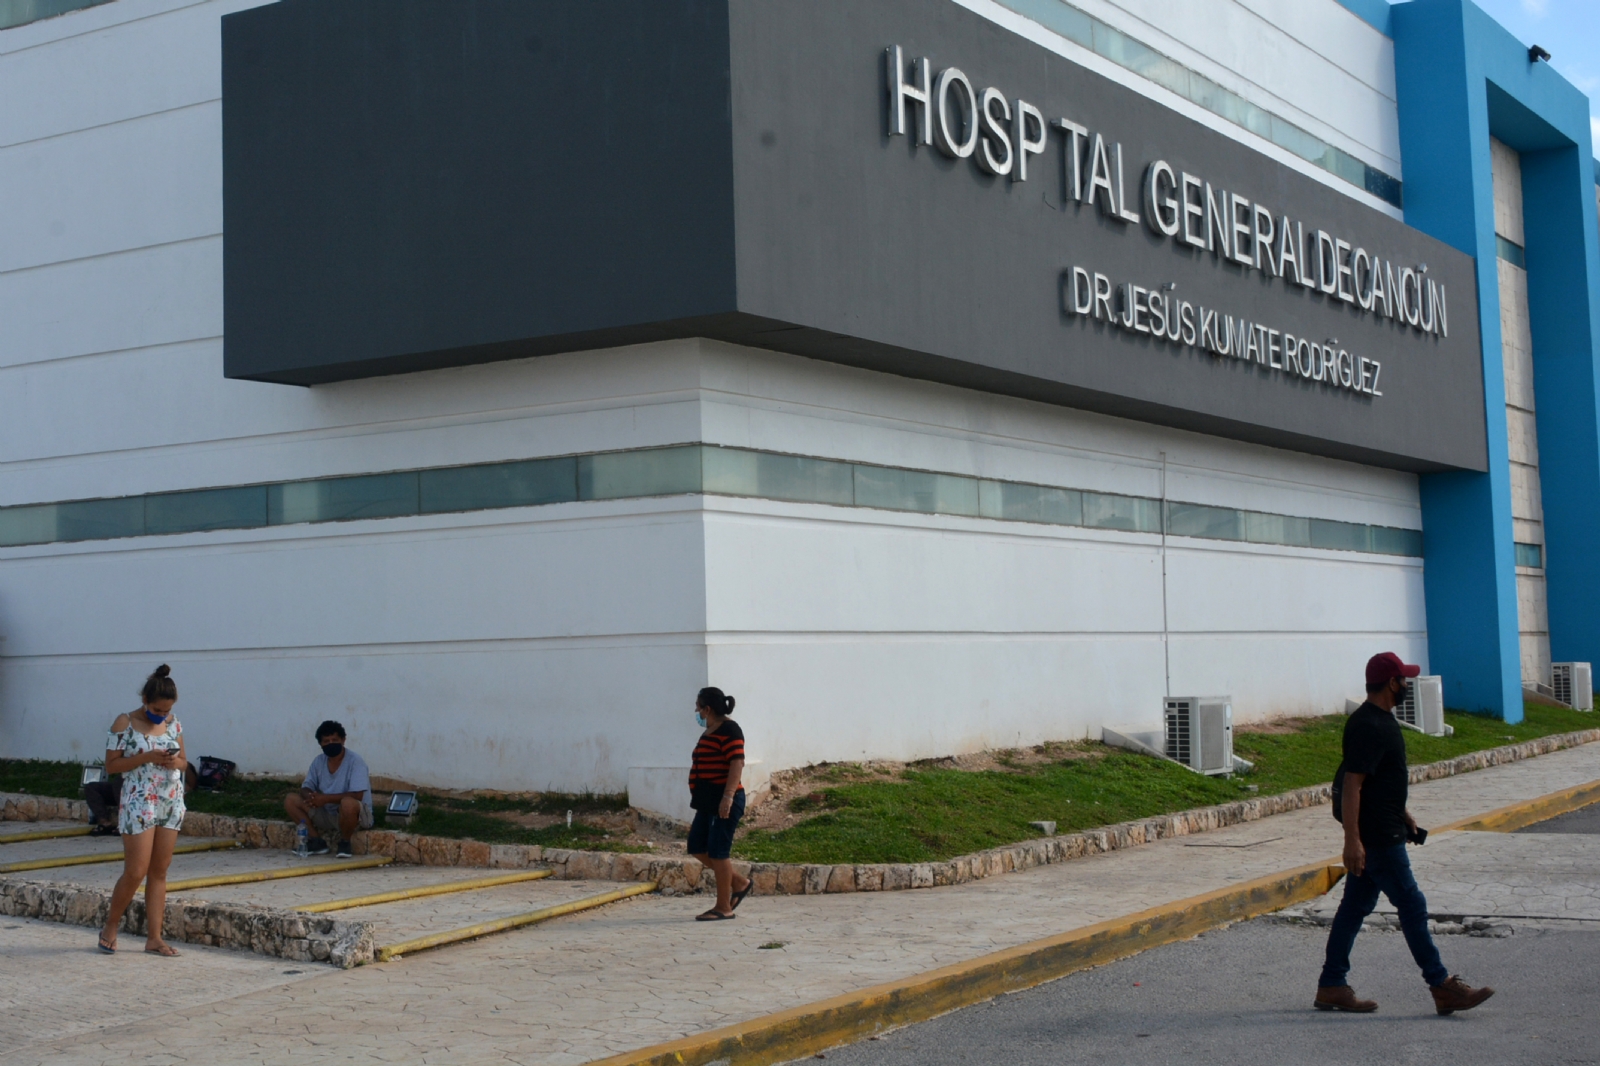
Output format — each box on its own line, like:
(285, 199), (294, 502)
(886, 44), (1451, 399)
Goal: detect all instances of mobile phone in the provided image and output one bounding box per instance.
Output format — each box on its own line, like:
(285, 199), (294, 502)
(1406, 825), (1428, 846)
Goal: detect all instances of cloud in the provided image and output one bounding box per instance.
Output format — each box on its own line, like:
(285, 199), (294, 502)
(1592, 114), (1600, 146)
(1520, 0), (1547, 15)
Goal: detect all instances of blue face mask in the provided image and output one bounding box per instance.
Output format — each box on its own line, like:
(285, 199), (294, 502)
(144, 708), (168, 724)
(695, 712), (707, 728)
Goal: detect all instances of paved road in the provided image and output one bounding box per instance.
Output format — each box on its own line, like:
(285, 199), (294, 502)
(818, 920), (1600, 1066)
(821, 803), (1600, 1066)
(1516, 799), (1600, 834)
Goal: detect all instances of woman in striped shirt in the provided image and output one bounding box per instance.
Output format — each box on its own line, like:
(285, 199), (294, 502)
(687, 686), (751, 920)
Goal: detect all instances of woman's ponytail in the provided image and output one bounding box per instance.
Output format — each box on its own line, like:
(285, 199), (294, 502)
(696, 686), (735, 717)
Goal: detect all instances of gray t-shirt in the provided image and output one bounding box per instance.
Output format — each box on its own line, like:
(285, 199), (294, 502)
(303, 749), (373, 813)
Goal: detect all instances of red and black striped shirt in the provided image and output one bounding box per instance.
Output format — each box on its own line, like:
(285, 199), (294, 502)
(688, 719), (745, 807)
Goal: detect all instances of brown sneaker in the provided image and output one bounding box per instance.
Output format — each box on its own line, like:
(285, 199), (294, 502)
(1314, 985), (1378, 1012)
(1430, 976), (1494, 1015)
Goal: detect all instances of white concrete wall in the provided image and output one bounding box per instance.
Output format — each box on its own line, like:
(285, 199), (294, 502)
(0, 492), (714, 791)
(694, 344), (1424, 771)
(0, 335), (1427, 786)
(0, 0), (1425, 790)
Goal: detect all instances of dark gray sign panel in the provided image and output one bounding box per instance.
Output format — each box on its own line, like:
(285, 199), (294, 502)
(222, 0), (1486, 473)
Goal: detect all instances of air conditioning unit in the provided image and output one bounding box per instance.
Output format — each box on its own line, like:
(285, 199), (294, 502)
(1552, 663), (1594, 711)
(1396, 675), (1447, 736)
(1164, 696), (1233, 775)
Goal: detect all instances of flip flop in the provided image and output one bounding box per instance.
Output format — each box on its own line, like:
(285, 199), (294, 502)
(730, 882), (753, 910)
(695, 909), (736, 921)
(144, 942), (181, 957)
(97, 932), (116, 954)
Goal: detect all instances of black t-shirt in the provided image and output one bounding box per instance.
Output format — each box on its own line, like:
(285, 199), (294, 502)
(1342, 702), (1409, 848)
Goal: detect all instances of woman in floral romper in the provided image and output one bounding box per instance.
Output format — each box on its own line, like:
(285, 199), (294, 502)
(98, 664), (187, 956)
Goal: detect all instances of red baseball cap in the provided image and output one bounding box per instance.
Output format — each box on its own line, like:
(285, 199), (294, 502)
(1366, 651), (1421, 686)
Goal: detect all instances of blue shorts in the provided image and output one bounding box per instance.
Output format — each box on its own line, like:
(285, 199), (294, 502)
(686, 790), (745, 860)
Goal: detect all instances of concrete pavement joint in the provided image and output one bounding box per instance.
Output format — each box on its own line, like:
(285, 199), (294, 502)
(583, 862), (1344, 1066)
(1441, 777), (1600, 832)
(584, 772), (1600, 1066)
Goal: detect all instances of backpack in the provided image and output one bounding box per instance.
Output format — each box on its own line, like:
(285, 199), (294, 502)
(1330, 761), (1345, 823)
(197, 755), (238, 791)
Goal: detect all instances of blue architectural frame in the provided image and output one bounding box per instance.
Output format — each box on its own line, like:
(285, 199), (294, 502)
(1333, 0), (1393, 36)
(1393, 0), (1600, 720)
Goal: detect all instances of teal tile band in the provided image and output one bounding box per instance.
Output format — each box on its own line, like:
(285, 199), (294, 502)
(0, 0), (112, 31)
(0, 445), (1423, 558)
(1496, 234), (1527, 268)
(995, 0), (1404, 207)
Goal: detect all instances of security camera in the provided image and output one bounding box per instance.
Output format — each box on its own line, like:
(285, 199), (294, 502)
(1529, 45), (1551, 63)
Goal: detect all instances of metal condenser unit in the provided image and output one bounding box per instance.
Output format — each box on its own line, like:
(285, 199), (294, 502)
(1552, 663), (1593, 711)
(1396, 676), (1447, 736)
(1164, 696), (1234, 775)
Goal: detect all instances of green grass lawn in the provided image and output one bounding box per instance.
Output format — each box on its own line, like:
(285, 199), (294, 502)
(0, 760), (640, 851)
(4, 702), (1591, 862)
(1234, 702), (1597, 796)
(735, 703), (1597, 866)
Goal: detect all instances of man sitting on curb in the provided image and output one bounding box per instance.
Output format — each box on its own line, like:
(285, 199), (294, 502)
(1314, 652), (1495, 1016)
(283, 720), (373, 858)
(83, 772), (121, 836)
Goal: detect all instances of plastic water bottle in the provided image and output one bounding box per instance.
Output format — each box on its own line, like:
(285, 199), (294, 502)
(295, 821), (309, 858)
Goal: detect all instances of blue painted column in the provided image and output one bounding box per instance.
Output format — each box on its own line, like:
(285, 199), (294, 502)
(1394, 0), (1600, 719)
(1393, 0), (1522, 719)
(1523, 145), (1600, 673)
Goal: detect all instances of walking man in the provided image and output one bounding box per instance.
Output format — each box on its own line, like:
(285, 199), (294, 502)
(1315, 652), (1495, 1015)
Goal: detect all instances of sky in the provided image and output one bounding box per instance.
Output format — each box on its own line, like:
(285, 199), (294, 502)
(1469, 0), (1600, 153)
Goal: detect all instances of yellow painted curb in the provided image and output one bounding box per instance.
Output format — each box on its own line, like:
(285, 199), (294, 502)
(584, 862), (1343, 1066)
(376, 881), (659, 962)
(0, 839), (238, 875)
(1440, 776), (1600, 833)
(151, 855), (392, 893)
(0, 826), (92, 844)
(300, 868), (553, 913)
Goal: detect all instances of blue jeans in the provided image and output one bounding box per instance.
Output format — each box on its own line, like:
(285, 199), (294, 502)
(1319, 843), (1448, 988)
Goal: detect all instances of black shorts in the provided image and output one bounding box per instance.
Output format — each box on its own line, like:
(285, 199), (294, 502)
(686, 790), (745, 860)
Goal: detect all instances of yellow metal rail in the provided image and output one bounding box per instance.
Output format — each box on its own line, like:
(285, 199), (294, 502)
(0, 839), (239, 874)
(153, 855), (392, 892)
(300, 868), (553, 913)
(375, 881), (658, 962)
(0, 826), (93, 844)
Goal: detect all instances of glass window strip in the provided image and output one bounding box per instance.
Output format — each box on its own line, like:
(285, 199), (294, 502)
(0, 0), (113, 31)
(1514, 541), (1543, 569)
(1496, 235), (1527, 269)
(0, 443), (1422, 557)
(993, 0), (1403, 208)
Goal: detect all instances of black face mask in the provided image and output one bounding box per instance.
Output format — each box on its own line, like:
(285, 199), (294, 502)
(321, 742), (344, 759)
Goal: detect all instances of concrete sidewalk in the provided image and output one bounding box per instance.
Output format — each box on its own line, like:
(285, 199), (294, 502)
(2, 740), (1598, 1066)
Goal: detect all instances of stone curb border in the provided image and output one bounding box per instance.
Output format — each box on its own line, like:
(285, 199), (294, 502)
(5, 727), (1596, 896)
(0, 878), (376, 968)
(1441, 775), (1600, 833)
(584, 860), (1347, 1066)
